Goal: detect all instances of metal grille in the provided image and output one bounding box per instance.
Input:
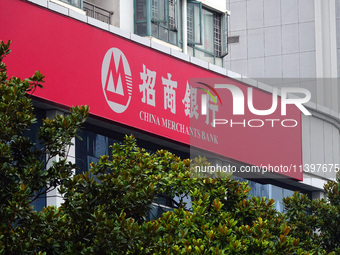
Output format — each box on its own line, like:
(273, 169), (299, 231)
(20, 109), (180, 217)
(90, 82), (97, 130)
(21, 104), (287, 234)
(168, 0), (176, 30)
(152, 0), (159, 20)
(83, 1), (113, 24)
(187, 4), (194, 43)
(214, 14), (221, 56)
(136, 0), (147, 21)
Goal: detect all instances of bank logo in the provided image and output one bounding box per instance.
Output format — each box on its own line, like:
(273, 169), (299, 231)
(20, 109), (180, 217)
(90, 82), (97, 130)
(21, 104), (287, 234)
(101, 48), (132, 113)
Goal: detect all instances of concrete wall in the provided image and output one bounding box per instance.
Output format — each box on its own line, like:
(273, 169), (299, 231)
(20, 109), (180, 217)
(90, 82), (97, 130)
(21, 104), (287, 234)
(225, 0), (340, 112)
(225, 0), (317, 80)
(226, 1), (340, 192)
(119, 0), (134, 32)
(302, 112), (340, 184)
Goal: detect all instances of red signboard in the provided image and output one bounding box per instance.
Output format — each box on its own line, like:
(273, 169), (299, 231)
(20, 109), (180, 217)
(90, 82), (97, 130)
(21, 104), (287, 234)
(0, 0), (303, 180)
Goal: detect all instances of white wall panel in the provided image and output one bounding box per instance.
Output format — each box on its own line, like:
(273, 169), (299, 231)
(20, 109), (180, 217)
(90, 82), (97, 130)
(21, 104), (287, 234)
(248, 57), (265, 78)
(265, 55), (282, 78)
(247, 0), (264, 29)
(230, 30), (248, 60)
(230, 1), (247, 31)
(230, 59), (248, 75)
(281, 0), (298, 25)
(265, 26), (282, 56)
(282, 53), (300, 77)
(298, 0), (315, 22)
(299, 22), (316, 52)
(248, 28), (265, 58)
(300, 51), (316, 78)
(264, 0), (281, 27)
(282, 24), (299, 54)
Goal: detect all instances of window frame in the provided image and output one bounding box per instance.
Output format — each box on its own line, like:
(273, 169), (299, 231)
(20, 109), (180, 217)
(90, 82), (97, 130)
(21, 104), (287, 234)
(221, 12), (229, 57)
(187, 0), (202, 45)
(152, 0), (167, 23)
(60, 0), (83, 9)
(134, 0), (229, 64)
(186, 5), (229, 64)
(134, 0), (180, 46)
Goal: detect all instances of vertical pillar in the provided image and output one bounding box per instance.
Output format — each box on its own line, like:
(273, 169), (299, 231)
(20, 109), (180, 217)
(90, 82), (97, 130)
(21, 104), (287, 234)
(45, 110), (76, 207)
(314, 0), (338, 110)
(182, 0), (187, 54)
(146, 0), (152, 36)
(312, 191), (326, 200)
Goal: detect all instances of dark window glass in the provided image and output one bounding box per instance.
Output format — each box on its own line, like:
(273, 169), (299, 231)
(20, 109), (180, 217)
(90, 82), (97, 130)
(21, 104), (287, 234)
(136, 23), (148, 35)
(75, 129), (118, 174)
(25, 108), (46, 211)
(135, 0), (179, 46)
(136, 0), (147, 21)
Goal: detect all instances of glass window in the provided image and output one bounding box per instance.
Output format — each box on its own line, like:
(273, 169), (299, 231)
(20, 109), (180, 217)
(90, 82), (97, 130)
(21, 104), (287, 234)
(25, 108), (46, 211)
(198, 9), (214, 52)
(270, 185), (284, 212)
(214, 14), (222, 56)
(234, 177), (308, 213)
(187, 1), (202, 44)
(136, 0), (148, 36)
(269, 185), (297, 213)
(75, 129), (117, 174)
(147, 194), (191, 220)
(135, 0), (179, 46)
(187, 4), (229, 65)
(137, 23), (148, 35)
(221, 12), (229, 56)
(134, 0), (228, 64)
(136, 0), (147, 21)
(147, 203), (173, 220)
(60, 0), (82, 9)
(168, 0), (177, 30)
(152, 0), (167, 22)
(248, 181), (270, 199)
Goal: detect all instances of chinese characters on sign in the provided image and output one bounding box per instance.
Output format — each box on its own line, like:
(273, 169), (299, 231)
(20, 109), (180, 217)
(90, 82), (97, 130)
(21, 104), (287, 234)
(139, 64), (156, 107)
(138, 64), (218, 125)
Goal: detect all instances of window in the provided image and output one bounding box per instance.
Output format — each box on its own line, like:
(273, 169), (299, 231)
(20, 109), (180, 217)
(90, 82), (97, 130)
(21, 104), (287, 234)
(214, 14), (222, 56)
(135, 0), (148, 35)
(135, 0), (179, 46)
(75, 129), (117, 174)
(60, 0), (82, 9)
(134, 0), (228, 63)
(187, 1), (202, 44)
(187, 2), (229, 65)
(151, 0), (178, 44)
(24, 108), (46, 211)
(168, 0), (177, 30)
(152, 0), (166, 22)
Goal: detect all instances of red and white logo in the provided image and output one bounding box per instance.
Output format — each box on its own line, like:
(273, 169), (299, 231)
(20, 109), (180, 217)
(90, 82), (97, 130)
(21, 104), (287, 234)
(101, 48), (132, 113)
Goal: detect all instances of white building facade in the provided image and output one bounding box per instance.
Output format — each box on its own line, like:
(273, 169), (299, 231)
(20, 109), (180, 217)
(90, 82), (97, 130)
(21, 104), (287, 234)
(225, 0), (340, 200)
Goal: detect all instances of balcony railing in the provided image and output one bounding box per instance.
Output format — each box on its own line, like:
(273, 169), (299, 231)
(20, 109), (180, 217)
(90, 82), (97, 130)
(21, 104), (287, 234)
(83, 1), (113, 24)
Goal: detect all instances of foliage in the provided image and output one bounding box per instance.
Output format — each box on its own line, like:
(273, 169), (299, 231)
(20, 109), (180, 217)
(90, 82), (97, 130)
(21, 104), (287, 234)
(0, 40), (89, 254)
(0, 40), (337, 254)
(284, 176), (340, 254)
